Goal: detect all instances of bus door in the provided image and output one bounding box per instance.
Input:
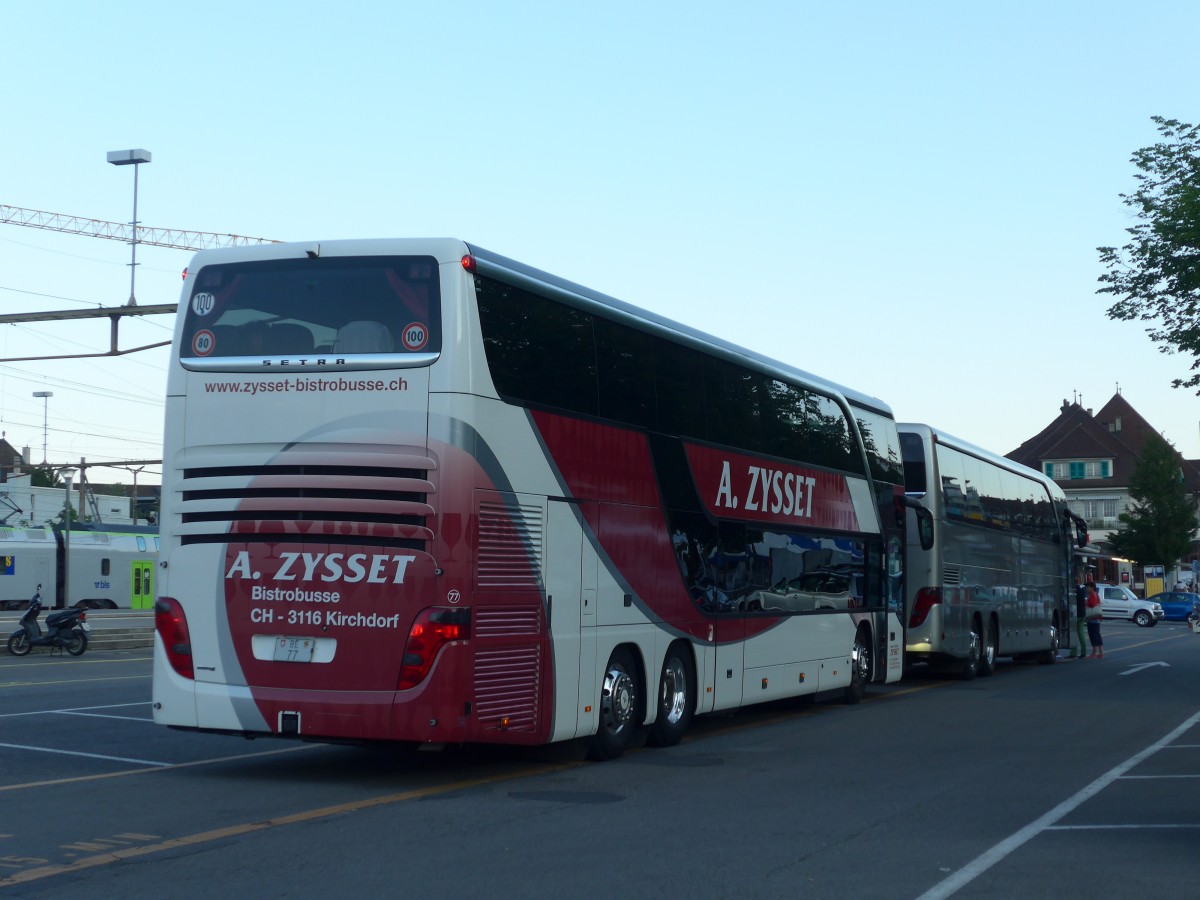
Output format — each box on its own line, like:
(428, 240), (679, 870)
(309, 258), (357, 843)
(545, 499), (597, 740)
(131, 560), (154, 610)
(882, 535), (905, 682)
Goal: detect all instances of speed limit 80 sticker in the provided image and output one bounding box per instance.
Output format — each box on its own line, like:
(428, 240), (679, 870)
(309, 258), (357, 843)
(192, 329), (216, 356)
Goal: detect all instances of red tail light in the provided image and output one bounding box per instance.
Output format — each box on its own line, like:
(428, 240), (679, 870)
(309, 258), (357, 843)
(155, 596), (194, 679)
(398, 607), (471, 690)
(909, 587), (942, 628)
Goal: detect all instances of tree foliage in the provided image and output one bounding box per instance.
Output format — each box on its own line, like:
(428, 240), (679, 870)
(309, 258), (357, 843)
(1098, 116), (1200, 392)
(28, 464), (62, 488)
(1107, 432), (1199, 566)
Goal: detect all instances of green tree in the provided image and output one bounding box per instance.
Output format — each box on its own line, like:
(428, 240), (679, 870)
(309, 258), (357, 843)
(1108, 433), (1199, 567)
(1098, 116), (1200, 392)
(28, 464), (62, 488)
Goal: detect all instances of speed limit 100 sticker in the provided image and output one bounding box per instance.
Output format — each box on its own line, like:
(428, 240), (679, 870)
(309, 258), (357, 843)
(192, 292), (216, 316)
(192, 329), (216, 356)
(401, 322), (429, 351)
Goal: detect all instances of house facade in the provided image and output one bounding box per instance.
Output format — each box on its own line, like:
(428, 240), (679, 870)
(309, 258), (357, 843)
(1007, 393), (1200, 593)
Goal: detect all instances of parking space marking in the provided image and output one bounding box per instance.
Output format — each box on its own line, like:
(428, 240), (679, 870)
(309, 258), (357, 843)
(0, 742), (170, 767)
(51, 711), (153, 723)
(1049, 823), (1200, 830)
(0, 744), (320, 793)
(917, 709), (1200, 900)
(0, 701), (150, 719)
(0, 674), (148, 690)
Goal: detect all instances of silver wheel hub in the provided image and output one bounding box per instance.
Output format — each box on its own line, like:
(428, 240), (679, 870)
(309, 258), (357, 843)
(602, 665), (635, 732)
(660, 658), (687, 725)
(852, 640), (870, 680)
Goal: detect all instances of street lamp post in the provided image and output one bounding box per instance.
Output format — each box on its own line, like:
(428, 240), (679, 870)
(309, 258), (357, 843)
(32, 391), (52, 463)
(62, 470), (75, 610)
(106, 148), (152, 307)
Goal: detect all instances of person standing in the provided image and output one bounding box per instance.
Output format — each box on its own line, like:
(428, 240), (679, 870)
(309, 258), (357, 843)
(1071, 579), (1088, 658)
(1086, 580), (1104, 659)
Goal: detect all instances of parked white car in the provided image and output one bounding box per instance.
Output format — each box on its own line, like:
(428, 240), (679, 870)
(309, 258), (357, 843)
(1095, 583), (1164, 627)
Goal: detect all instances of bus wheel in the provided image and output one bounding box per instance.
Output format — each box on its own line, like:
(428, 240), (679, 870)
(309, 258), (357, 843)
(978, 619), (996, 677)
(843, 628), (871, 704)
(1038, 624), (1060, 665)
(958, 628), (980, 681)
(648, 643), (694, 747)
(587, 648), (639, 761)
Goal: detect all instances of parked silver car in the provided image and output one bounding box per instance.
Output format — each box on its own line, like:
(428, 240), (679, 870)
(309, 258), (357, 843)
(1095, 583), (1164, 627)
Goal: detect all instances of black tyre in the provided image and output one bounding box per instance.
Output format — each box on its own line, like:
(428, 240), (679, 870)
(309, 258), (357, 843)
(587, 648), (640, 761)
(67, 629), (88, 656)
(1038, 623), (1060, 664)
(844, 627), (871, 704)
(958, 627), (980, 681)
(7, 631), (31, 656)
(647, 643), (694, 747)
(978, 618), (996, 677)
(1134, 610), (1153, 628)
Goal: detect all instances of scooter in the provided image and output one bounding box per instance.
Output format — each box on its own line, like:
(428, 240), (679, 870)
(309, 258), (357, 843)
(6, 594), (89, 656)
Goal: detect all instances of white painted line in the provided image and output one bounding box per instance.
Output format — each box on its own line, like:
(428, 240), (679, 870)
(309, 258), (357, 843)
(1049, 824), (1200, 830)
(52, 711), (154, 723)
(0, 742), (170, 767)
(916, 710), (1200, 900)
(1120, 661), (1170, 676)
(0, 702), (149, 719)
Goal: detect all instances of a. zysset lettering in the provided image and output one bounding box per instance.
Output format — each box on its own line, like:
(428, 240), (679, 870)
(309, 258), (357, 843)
(713, 460), (816, 518)
(225, 550), (418, 585)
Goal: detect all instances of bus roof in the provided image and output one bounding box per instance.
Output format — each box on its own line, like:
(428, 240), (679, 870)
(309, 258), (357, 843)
(468, 243), (896, 418)
(898, 422), (1064, 495)
(182, 238), (895, 419)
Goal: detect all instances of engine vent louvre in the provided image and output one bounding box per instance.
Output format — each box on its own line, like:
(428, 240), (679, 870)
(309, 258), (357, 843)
(476, 501), (543, 588)
(474, 646), (540, 733)
(174, 448), (436, 548)
(475, 606), (542, 637)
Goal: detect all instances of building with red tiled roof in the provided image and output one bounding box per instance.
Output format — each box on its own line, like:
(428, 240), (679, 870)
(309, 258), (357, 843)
(1007, 393), (1200, 590)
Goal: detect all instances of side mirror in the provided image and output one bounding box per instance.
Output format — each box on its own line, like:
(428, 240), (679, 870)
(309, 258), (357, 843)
(899, 495), (935, 551)
(1066, 511), (1090, 548)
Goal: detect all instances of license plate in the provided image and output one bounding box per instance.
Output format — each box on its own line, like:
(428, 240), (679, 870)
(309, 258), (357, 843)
(273, 636), (316, 662)
(80, 622), (91, 633)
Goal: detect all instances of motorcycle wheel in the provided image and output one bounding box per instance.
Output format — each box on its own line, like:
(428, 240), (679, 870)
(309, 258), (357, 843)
(7, 631), (31, 656)
(67, 629), (88, 657)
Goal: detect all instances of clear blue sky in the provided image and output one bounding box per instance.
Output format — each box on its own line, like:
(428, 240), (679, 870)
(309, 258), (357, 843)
(2, 1), (1198, 486)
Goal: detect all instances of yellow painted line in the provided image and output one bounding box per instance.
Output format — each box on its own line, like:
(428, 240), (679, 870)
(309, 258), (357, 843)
(1107, 630), (1193, 653)
(0, 758), (571, 887)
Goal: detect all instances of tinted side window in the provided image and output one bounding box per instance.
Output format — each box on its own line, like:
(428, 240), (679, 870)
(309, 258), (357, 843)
(595, 317), (656, 429)
(703, 357), (763, 450)
(898, 432), (927, 493)
(475, 275), (858, 474)
(853, 407), (905, 485)
(655, 340), (708, 437)
(937, 446), (967, 521)
(477, 278), (598, 415)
